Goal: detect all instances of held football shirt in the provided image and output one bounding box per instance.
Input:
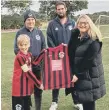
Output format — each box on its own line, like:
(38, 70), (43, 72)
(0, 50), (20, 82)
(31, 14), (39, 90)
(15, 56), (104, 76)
(33, 44), (74, 90)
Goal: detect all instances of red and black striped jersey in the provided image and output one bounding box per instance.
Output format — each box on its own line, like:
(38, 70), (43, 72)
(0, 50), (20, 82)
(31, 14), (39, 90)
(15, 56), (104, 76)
(12, 51), (41, 96)
(33, 44), (74, 90)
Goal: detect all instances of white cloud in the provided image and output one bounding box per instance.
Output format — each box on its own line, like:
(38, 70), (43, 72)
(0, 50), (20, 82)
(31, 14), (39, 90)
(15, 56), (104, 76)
(75, 0), (109, 15)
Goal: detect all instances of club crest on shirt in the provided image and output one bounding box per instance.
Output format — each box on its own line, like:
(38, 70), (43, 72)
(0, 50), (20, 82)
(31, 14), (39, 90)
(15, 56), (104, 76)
(35, 35), (40, 40)
(25, 60), (28, 64)
(59, 52), (65, 58)
(29, 57), (31, 62)
(15, 104), (22, 110)
(68, 25), (72, 30)
(55, 27), (59, 31)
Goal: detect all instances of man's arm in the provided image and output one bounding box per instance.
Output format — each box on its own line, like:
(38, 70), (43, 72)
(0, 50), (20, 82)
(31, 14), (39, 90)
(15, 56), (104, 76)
(14, 32), (20, 55)
(40, 30), (46, 49)
(47, 22), (56, 47)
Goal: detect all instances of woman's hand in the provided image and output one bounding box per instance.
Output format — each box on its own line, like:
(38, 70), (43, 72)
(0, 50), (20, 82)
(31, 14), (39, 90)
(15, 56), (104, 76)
(71, 75), (78, 83)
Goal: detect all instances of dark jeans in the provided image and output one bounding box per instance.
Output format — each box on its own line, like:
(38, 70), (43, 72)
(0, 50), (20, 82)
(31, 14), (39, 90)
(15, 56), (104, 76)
(34, 87), (43, 110)
(32, 66), (42, 110)
(71, 90), (79, 104)
(52, 89), (79, 104)
(83, 101), (95, 110)
(52, 89), (60, 103)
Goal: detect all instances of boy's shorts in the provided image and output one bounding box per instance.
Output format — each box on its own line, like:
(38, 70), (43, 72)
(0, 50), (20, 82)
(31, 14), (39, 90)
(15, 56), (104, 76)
(12, 96), (32, 110)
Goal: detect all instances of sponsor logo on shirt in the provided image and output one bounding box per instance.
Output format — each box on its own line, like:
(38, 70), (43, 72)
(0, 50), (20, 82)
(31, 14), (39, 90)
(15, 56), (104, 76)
(52, 60), (62, 71)
(35, 35), (40, 40)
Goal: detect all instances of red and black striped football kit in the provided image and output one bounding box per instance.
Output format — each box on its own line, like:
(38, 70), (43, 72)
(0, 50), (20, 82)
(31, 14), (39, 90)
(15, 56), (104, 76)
(12, 51), (41, 96)
(33, 44), (74, 90)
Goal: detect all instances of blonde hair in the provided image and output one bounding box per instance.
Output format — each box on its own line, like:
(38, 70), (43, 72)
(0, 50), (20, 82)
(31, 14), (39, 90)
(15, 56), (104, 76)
(17, 34), (30, 46)
(76, 14), (102, 42)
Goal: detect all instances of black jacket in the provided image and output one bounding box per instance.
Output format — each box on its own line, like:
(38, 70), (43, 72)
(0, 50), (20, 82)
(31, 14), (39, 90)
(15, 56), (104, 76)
(14, 26), (46, 56)
(66, 29), (106, 103)
(47, 16), (75, 47)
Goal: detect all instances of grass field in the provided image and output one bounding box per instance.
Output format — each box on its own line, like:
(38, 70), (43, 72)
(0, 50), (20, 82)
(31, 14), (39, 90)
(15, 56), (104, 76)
(1, 28), (109, 110)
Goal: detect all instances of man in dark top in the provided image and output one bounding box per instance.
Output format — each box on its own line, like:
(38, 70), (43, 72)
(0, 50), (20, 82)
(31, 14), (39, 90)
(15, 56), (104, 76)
(14, 10), (46, 110)
(47, 1), (83, 110)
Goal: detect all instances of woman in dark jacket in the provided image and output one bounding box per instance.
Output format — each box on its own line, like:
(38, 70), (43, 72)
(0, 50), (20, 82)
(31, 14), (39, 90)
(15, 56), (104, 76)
(67, 14), (106, 110)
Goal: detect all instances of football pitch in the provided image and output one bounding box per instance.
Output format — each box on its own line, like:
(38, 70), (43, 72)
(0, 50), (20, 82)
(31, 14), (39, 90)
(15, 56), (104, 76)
(1, 29), (109, 110)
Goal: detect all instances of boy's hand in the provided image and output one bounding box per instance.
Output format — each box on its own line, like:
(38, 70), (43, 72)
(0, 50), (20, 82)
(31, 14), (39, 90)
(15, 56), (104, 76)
(62, 43), (67, 46)
(71, 75), (78, 83)
(39, 84), (44, 90)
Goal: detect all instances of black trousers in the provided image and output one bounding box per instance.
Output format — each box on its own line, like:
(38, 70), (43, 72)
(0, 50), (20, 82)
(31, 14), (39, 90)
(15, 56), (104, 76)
(52, 89), (80, 104)
(12, 96), (32, 110)
(32, 66), (43, 110)
(34, 87), (43, 110)
(83, 101), (95, 110)
(52, 89), (60, 103)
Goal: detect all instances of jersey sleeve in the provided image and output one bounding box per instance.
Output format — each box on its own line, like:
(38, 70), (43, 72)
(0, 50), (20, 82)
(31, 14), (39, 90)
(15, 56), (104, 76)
(17, 55), (41, 88)
(32, 49), (45, 65)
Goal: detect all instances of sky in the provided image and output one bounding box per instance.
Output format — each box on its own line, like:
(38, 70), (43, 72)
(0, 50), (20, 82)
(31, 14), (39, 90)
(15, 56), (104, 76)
(30, 0), (109, 15)
(1, 0), (109, 15)
(76, 0), (109, 15)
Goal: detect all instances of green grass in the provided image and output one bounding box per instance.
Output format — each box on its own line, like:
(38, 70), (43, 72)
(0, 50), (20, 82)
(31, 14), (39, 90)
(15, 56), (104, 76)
(1, 30), (109, 110)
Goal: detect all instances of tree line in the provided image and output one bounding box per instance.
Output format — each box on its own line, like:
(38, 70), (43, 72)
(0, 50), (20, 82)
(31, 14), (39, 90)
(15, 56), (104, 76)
(1, 11), (42, 29)
(1, 1), (109, 29)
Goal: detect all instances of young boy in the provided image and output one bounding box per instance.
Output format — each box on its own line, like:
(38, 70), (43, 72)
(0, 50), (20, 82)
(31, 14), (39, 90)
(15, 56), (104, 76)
(12, 34), (43, 110)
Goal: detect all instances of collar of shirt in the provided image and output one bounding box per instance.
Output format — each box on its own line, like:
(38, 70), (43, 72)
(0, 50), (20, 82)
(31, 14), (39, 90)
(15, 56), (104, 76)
(24, 26), (35, 32)
(55, 16), (72, 26)
(19, 51), (30, 57)
(80, 33), (90, 41)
